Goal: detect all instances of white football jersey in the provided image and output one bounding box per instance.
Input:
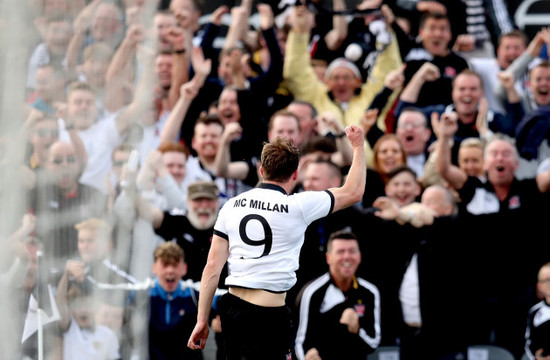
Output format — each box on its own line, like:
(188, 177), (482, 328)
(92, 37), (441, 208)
(214, 183), (334, 293)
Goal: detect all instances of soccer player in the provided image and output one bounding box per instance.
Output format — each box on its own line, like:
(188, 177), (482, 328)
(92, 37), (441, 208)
(187, 124), (366, 359)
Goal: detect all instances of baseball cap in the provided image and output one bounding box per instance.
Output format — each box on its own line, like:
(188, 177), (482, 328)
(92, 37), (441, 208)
(187, 181), (219, 200)
(325, 57), (362, 80)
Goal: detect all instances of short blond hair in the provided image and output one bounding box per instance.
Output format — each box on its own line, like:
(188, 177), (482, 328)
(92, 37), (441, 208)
(75, 218), (112, 243)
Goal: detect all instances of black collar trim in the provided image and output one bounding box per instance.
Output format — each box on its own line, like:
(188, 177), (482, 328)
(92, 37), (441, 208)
(257, 182), (287, 195)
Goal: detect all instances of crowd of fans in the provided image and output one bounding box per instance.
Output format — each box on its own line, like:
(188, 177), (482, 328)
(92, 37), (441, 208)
(2, 0), (550, 359)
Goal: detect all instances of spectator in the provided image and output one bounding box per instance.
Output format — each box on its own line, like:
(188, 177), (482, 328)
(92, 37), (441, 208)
(383, 165), (422, 208)
(398, 67), (522, 141)
(169, 0), (204, 46)
(28, 64), (67, 115)
(152, 180), (223, 284)
(181, 116), (251, 204)
(294, 230), (381, 360)
(23, 110), (64, 172)
(435, 113), (550, 214)
(401, 12), (469, 108)
(149, 241), (212, 360)
(95, 296), (135, 360)
(152, 9), (177, 53)
(73, 218), (136, 290)
(361, 133), (407, 208)
(26, 14), (73, 93)
(396, 185), (469, 359)
(422, 135), (486, 190)
(500, 28), (550, 114)
(56, 266), (120, 360)
(525, 262), (550, 360)
(137, 142), (190, 212)
(57, 81), (127, 192)
(287, 99), (318, 144)
(213, 109), (307, 193)
(456, 137), (486, 179)
(291, 159), (365, 309)
(469, 30), (530, 114)
(29, 141), (107, 268)
(187, 4), (283, 140)
(76, 42), (114, 115)
(67, 1), (124, 71)
(516, 61), (550, 178)
(365, 107), (432, 179)
(435, 114), (550, 357)
(283, 3), (401, 164)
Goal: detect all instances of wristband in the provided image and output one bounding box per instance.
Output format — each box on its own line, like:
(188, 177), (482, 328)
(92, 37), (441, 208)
(174, 48), (186, 54)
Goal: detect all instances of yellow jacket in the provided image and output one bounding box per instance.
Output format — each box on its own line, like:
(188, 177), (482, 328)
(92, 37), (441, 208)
(283, 30), (402, 164)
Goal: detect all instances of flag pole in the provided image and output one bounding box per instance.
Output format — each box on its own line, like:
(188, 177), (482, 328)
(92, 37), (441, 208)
(36, 250), (43, 360)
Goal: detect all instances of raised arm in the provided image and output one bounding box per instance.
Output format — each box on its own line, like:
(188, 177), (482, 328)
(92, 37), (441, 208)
(317, 111), (353, 166)
(114, 45), (156, 134)
(166, 26), (191, 110)
(214, 122), (250, 180)
(105, 24), (144, 113)
(433, 112), (468, 190)
(224, 4), (251, 50)
(188, 235), (229, 350)
(324, 0), (349, 51)
(160, 47), (210, 143)
(495, 31), (544, 101)
(66, 0), (103, 74)
(399, 62), (440, 104)
(283, 5), (322, 102)
(56, 260), (86, 331)
(328, 125), (366, 212)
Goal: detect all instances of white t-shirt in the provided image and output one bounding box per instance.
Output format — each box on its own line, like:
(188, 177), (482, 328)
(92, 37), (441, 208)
(214, 183), (334, 292)
(59, 113), (124, 193)
(183, 156), (251, 208)
(63, 319), (120, 360)
(399, 253), (422, 326)
(136, 111), (169, 166)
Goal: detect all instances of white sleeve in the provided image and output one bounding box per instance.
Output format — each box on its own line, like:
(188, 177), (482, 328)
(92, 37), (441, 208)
(213, 201), (230, 239)
(294, 190), (333, 224)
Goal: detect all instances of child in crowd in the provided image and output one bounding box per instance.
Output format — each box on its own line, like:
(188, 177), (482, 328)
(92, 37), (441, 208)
(56, 271), (120, 360)
(149, 242), (218, 360)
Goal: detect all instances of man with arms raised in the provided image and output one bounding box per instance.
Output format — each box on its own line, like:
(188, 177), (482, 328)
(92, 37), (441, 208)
(188, 125), (366, 359)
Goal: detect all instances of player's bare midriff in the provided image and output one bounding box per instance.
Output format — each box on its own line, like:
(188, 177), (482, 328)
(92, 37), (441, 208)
(229, 287), (286, 307)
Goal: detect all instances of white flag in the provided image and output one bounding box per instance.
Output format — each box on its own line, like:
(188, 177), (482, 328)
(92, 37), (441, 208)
(21, 285), (61, 343)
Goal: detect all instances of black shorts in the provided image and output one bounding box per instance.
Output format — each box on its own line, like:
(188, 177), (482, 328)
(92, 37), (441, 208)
(218, 292), (293, 360)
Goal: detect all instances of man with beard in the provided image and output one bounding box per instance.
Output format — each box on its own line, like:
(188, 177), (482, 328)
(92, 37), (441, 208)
(152, 180), (222, 283)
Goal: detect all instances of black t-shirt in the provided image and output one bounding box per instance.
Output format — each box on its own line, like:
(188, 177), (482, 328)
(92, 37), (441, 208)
(154, 211), (214, 283)
(404, 52), (469, 107)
